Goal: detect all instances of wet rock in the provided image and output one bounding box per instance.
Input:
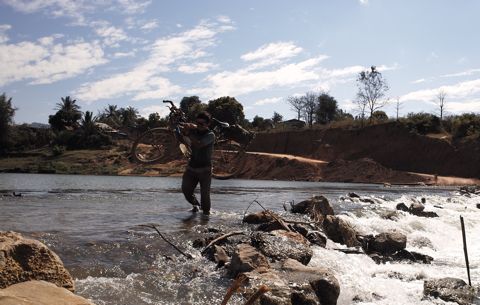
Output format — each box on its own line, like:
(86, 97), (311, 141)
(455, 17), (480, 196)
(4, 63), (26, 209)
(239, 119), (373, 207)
(251, 231), (312, 265)
(424, 277), (476, 305)
(306, 231), (327, 248)
(241, 259), (340, 305)
(0, 280), (94, 305)
(410, 210), (439, 218)
(322, 215), (361, 247)
(348, 192), (360, 198)
(244, 210), (277, 224)
(367, 232), (407, 255)
(229, 244), (270, 276)
(477, 203), (480, 209)
(0, 231), (75, 292)
(381, 210), (400, 220)
(292, 224), (327, 247)
(409, 202), (425, 212)
(291, 196), (334, 220)
(396, 203), (409, 212)
(391, 250), (433, 264)
(282, 259), (340, 305)
(359, 198), (375, 204)
(257, 220), (287, 232)
(213, 245), (229, 267)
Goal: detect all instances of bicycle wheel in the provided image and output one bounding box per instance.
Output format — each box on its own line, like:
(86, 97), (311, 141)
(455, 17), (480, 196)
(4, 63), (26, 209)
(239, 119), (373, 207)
(211, 140), (246, 179)
(131, 128), (175, 164)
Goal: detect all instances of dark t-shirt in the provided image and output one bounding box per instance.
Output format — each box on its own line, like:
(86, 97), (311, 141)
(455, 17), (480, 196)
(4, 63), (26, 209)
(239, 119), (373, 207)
(188, 130), (215, 168)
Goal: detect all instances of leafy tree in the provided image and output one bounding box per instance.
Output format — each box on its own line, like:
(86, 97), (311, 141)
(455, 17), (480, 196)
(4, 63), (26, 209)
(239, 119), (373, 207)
(188, 102), (208, 121)
(252, 115), (265, 128)
(334, 109), (354, 121)
(403, 112), (441, 134)
(98, 104), (121, 128)
(315, 93), (338, 124)
(118, 106), (138, 129)
(272, 112), (283, 124)
(450, 113), (480, 139)
(0, 93), (16, 153)
(355, 66), (389, 121)
(49, 96), (82, 131)
(180, 96), (202, 120)
(287, 96), (304, 120)
(207, 96), (245, 125)
(371, 110), (389, 122)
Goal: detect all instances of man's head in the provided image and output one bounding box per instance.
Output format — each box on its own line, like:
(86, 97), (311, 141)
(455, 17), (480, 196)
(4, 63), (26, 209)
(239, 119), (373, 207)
(195, 111), (211, 130)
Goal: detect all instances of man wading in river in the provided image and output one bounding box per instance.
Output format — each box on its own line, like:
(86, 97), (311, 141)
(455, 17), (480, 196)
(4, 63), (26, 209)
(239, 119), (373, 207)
(180, 111), (215, 216)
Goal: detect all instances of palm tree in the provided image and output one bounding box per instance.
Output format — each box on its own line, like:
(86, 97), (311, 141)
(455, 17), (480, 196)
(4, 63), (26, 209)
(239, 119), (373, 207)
(81, 111), (97, 134)
(99, 104), (121, 128)
(49, 96), (82, 131)
(119, 106), (139, 129)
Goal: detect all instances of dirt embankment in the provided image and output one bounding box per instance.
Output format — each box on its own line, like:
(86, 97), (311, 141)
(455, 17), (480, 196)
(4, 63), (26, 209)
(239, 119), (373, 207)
(249, 122), (480, 179)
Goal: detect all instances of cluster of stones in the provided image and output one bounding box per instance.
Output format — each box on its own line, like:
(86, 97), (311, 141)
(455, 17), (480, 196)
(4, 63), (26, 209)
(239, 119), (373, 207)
(0, 231), (94, 305)
(193, 195), (478, 304)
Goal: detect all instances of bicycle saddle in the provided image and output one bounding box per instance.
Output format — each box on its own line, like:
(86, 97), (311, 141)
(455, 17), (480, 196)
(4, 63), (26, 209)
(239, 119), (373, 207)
(213, 118), (230, 128)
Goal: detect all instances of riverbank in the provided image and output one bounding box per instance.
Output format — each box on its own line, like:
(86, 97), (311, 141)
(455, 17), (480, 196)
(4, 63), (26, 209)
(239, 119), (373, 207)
(1, 147), (478, 186)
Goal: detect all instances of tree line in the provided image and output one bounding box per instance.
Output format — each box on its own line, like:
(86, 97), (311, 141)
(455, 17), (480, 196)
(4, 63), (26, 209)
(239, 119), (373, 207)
(1, 65), (480, 154)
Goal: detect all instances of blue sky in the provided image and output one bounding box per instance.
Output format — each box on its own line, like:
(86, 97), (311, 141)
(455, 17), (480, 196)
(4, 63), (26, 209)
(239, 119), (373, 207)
(1, 0), (480, 124)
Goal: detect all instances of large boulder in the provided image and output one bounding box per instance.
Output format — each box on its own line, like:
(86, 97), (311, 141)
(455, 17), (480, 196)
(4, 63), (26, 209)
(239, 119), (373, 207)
(0, 231), (74, 292)
(241, 259), (340, 305)
(251, 231), (313, 265)
(367, 232), (407, 255)
(322, 215), (361, 247)
(0, 280), (94, 305)
(229, 244), (270, 276)
(291, 196), (334, 221)
(424, 277), (476, 305)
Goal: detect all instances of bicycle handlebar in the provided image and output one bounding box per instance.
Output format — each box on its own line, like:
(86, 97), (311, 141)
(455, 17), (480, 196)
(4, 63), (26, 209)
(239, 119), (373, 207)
(163, 100), (176, 109)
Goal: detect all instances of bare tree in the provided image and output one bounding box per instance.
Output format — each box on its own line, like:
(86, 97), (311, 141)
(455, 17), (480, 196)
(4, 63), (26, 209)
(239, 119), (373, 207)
(356, 66), (389, 122)
(395, 97), (403, 121)
(302, 92), (317, 127)
(435, 90), (447, 121)
(287, 96), (304, 120)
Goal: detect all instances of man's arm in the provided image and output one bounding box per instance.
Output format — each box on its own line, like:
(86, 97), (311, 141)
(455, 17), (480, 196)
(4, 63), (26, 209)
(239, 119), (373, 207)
(190, 132), (214, 148)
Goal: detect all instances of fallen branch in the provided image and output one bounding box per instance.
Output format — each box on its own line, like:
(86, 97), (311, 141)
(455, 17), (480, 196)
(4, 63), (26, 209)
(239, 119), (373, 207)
(244, 285), (270, 305)
(201, 231), (245, 254)
(221, 274), (247, 305)
(253, 200), (292, 232)
(139, 224), (193, 260)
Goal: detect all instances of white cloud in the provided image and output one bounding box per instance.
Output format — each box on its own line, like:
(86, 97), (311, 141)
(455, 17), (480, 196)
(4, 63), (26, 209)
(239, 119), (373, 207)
(75, 19), (233, 102)
(2, 0), (152, 24)
(254, 97), (282, 106)
(139, 104), (173, 118)
(447, 99), (480, 113)
(203, 55), (328, 97)
(401, 79), (480, 102)
(178, 62), (218, 74)
(442, 68), (480, 78)
(427, 51), (439, 62)
(412, 78), (426, 84)
(241, 42), (303, 69)
(0, 35), (107, 86)
(140, 20), (158, 31)
(113, 51), (135, 58)
(359, 0), (369, 5)
(0, 24), (12, 43)
(116, 0), (151, 14)
(94, 23), (129, 47)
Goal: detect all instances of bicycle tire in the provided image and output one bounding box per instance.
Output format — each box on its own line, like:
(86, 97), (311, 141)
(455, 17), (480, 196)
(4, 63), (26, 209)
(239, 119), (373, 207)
(211, 140), (246, 180)
(131, 128), (175, 164)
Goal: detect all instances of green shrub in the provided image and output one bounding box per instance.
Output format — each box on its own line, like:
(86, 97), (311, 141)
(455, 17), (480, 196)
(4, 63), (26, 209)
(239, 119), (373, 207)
(52, 145), (65, 156)
(450, 113), (480, 139)
(402, 112), (441, 134)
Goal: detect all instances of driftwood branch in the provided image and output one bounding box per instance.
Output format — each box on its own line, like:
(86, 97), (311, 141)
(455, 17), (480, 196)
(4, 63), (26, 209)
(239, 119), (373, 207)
(201, 231), (245, 254)
(139, 224), (193, 260)
(221, 274), (247, 305)
(254, 200), (292, 232)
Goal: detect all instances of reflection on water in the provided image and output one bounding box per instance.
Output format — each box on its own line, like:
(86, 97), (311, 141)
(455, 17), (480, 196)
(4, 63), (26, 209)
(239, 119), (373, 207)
(0, 173), (475, 305)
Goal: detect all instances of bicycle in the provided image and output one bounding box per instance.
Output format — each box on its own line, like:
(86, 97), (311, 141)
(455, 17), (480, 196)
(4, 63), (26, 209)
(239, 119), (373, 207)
(130, 100), (254, 179)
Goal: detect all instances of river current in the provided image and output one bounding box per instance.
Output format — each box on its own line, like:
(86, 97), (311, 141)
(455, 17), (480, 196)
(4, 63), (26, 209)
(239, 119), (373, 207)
(0, 173), (478, 304)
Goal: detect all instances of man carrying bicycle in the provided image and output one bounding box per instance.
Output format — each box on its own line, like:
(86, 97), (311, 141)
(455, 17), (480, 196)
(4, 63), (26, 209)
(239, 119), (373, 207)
(180, 111), (215, 216)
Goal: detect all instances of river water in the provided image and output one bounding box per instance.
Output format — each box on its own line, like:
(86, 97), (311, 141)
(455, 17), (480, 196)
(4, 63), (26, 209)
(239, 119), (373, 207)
(0, 173), (478, 304)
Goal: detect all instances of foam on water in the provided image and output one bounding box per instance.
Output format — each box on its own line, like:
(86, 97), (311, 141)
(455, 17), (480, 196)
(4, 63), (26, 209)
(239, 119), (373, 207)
(310, 192), (480, 304)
